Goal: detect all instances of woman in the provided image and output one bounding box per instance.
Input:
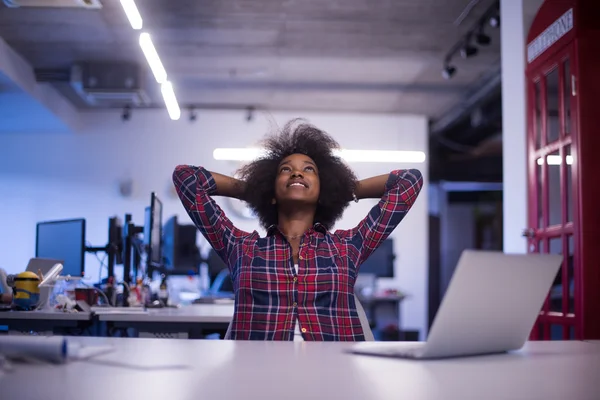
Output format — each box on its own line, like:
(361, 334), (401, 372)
(173, 120), (423, 341)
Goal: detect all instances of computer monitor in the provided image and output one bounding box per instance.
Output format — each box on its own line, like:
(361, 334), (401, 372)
(108, 216), (124, 265)
(207, 249), (233, 292)
(144, 192), (163, 268)
(36, 218), (86, 277)
(162, 215), (201, 274)
(359, 239), (395, 278)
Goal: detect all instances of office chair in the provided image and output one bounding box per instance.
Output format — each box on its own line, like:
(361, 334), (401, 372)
(223, 294), (374, 341)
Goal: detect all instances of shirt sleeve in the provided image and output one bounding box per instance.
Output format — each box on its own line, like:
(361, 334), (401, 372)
(172, 165), (251, 263)
(336, 169), (423, 268)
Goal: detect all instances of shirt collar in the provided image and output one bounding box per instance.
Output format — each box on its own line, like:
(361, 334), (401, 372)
(267, 222), (328, 236)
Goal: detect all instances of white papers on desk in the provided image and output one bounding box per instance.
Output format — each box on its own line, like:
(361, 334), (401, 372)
(92, 307), (149, 315)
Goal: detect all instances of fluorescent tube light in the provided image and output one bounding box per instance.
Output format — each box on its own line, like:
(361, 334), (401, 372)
(120, 0), (143, 30)
(213, 148), (267, 161)
(212, 148), (426, 163)
(334, 149), (426, 163)
(139, 32), (167, 83)
(161, 81), (180, 120)
(537, 155), (573, 165)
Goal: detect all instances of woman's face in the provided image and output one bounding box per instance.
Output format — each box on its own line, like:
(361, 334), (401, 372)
(274, 153), (320, 206)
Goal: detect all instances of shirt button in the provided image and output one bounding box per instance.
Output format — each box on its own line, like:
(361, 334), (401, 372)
(301, 328), (307, 333)
(293, 302), (297, 307)
(293, 276), (298, 282)
(299, 255), (303, 260)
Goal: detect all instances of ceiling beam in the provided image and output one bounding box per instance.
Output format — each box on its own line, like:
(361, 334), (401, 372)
(173, 79), (469, 94)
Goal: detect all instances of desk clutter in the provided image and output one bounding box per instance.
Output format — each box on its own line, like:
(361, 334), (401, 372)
(0, 191), (236, 308)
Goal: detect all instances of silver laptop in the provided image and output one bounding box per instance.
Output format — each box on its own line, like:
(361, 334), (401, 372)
(350, 250), (563, 359)
(26, 257), (63, 275)
(26, 257), (63, 309)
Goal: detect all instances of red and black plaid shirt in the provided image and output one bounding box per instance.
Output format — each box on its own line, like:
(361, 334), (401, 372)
(173, 165), (422, 341)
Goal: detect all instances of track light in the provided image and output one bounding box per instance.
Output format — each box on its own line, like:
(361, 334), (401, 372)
(442, 65), (456, 80)
(489, 15), (500, 28)
(441, 1), (497, 82)
(475, 30), (491, 46)
(188, 107), (197, 122)
(460, 44), (478, 59)
(246, 106), (255, 122)
(121, 105), (131, 121)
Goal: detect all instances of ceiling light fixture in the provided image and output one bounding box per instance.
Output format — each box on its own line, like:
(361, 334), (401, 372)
(442, 64), (457, 80)
(489, 15), (500, 28)
(213, 148), (426, 163)
(441, 0), (498, 77)
(120, 0), (142, 30)
(475, 27), (491, 46)
(334, 149), (426, 163)
(139, 32), (167, 84)
(460, 42), (479, 59)
(213, 148), (267, 161)
(161, 81), (181, 120)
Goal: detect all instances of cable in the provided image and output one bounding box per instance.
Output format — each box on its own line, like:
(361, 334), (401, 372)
(79, 281), (112, 307)
(85, 240), (108, 282)
(120, 281), (131, 293)
(95, 253), (107, 282)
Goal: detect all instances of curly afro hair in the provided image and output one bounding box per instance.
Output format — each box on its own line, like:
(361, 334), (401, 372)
(238, 119), (358, 231)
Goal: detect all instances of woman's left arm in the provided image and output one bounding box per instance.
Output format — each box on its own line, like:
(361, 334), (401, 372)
(339, 169), (423, 265)
(354, 174), (392, 200)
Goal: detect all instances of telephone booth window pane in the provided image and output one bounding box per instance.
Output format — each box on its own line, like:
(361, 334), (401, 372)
(535, 81), (542, 149)
(536, 323), (545, 340)
(537, 161), (543, 228)
(546, 68), (560, 144)
(549, 237), (563, 313)
(568, 235), (574, 314)
(550, 324), (563, 340)
(548, 151), (561, 226)
(566, 145), (573, 223)
(563, 60), (571, 135)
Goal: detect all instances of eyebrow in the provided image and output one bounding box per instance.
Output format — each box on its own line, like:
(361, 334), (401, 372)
(279, 160), (317, 169)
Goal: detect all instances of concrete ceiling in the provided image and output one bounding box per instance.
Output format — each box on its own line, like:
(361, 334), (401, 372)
(0, 0), (501, 118)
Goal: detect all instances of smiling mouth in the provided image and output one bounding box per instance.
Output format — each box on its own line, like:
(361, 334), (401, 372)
(288, 182), (308, 188)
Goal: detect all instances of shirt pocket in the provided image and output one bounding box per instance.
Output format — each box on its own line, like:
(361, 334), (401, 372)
(312, 245), (353, 298)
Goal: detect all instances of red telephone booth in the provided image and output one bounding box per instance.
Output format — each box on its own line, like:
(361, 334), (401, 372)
(525, 0), (600, 340)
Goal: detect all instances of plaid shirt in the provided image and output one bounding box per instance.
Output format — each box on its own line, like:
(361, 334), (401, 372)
(173, 165), (423, 341)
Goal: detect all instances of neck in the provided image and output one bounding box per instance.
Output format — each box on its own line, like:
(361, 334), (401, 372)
(277, 205), (315, 237)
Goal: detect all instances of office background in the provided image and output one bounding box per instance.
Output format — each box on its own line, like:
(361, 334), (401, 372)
(3, 0), (595, 341)
(0, 109), (429, 336)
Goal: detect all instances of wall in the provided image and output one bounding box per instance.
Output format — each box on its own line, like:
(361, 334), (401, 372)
(500, 0), (545, 254)
(0, 109), (429, 337)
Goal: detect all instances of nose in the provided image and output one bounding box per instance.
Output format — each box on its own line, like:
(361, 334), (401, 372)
(291, 169), (303, 178)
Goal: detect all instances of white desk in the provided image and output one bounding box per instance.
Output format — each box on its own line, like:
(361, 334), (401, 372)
(1, 338), (599, 400)
(0, 310), (93, 335)
(93, 304), (234, 339)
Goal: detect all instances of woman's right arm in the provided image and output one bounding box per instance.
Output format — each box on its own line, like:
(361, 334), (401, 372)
(207, 171), (247, 199)
(172, 165), (251, 260)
